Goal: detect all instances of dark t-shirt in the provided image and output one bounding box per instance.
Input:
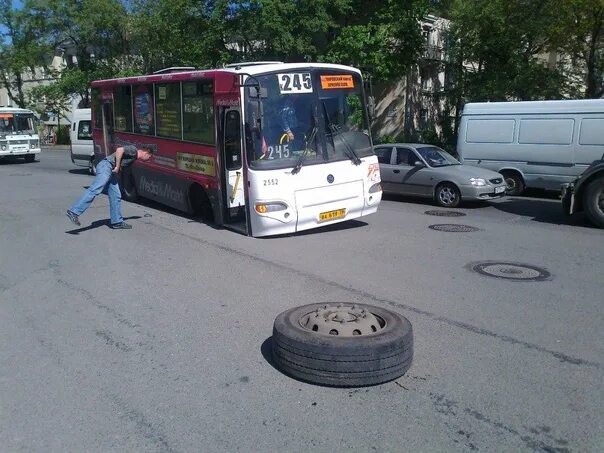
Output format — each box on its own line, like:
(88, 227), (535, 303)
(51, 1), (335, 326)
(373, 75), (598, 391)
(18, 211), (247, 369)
(106, 145), (138, 169)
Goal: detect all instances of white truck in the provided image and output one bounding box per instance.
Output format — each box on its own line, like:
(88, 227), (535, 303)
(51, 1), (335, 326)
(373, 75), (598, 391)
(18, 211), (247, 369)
(457, 100), (604, 195)
(0, 108), (41, 162)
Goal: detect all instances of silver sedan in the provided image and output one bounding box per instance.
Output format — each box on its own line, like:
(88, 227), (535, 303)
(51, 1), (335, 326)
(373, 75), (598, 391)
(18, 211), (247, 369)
(375, 143), (507, 208)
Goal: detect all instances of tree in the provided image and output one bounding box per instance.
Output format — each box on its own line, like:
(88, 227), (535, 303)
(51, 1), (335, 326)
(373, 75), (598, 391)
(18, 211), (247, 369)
(24, 0), (132, 105)
(550, 0), (604, 98)
(323, 0), (430, 80)
(0, 0), (50, 107)
(448, 0), (565, 102)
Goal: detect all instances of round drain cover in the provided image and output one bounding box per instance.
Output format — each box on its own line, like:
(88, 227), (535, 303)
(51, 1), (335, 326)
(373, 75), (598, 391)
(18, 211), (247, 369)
(429, 224), (479, 232)
(471, 262), (551, 281)
(425, 210), (466, 217)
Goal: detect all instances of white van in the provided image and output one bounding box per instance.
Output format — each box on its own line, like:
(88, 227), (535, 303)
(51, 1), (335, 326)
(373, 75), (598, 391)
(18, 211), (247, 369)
(457, 100), (604, 194)
(69, 108), (95, 174)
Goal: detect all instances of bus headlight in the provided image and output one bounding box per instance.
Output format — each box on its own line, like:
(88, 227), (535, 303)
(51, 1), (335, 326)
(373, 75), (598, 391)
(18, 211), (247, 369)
(255, 202), (288, 213)
(1, 144), (6, 151)
(368, 183), (382, 193)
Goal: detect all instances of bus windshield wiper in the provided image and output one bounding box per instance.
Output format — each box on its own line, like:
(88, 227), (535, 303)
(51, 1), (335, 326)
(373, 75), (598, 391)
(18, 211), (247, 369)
(291, 126), (318, 175)
(322, 102), (361, 165)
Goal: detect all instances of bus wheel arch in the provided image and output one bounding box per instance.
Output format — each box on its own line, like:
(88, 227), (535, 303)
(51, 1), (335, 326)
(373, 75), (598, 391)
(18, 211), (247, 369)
(500, 169), (525, 196)
(120, 168), (138, 202)
(189, 183), (214, 222)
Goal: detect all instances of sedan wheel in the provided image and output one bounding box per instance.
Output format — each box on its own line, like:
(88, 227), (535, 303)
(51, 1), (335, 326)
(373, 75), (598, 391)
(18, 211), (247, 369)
(435, 183), (461, 208)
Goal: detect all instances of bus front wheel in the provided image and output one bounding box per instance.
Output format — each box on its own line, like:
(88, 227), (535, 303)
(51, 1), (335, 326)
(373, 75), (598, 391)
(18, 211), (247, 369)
(24, 154), (35, 163)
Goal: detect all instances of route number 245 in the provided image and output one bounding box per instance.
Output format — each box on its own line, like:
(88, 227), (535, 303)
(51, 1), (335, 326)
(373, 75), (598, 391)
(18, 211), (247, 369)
(278, 73), (313, 94)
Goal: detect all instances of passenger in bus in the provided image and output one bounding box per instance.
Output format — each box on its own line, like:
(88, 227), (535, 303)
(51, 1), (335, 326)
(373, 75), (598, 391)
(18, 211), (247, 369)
(66, 145), (153, 229)
(279, 96), (298, 142)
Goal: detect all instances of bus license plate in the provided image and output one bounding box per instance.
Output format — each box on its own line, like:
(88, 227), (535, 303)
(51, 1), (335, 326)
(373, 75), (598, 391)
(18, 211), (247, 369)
(318, 208), (346, 222)
(495, 186), (505, 194)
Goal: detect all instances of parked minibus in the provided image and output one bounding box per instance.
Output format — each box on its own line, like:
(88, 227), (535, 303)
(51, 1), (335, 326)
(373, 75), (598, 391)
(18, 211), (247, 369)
(0, 107), (41, 162)
(457, 100), (604, 195)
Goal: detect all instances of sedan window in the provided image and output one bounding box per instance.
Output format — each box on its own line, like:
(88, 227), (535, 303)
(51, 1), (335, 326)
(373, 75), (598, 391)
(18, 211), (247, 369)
(374, 147), (392, 164)
(396, 147), (417, 166)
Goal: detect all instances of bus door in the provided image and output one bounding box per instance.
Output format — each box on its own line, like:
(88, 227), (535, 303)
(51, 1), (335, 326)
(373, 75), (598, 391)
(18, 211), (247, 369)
(220, 107), (249, 234)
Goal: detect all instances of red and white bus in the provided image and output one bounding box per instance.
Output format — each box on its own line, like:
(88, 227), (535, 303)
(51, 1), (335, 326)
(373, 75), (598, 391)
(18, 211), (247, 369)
(91, 62), (382, 236)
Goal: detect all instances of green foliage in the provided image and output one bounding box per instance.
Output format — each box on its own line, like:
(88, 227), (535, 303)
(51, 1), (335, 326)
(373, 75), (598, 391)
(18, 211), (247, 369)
(448, 0), (566, 102)
(323, 0), (430, 79)
(56, 124), (70, 145)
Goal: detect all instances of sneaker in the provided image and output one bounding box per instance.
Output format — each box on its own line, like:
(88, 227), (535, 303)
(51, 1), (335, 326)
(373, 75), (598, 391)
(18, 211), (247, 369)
(110, 222), (132, 229)
(66, 210), (81, 226)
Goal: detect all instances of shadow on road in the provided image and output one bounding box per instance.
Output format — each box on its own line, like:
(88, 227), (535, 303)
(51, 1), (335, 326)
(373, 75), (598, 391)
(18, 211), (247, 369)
(68, 168), (91, 175)
(65, 215), (142, 234)
(0, 157), (38, 165)
(260, 337), (279, 371)
(491, 197), (597, 228)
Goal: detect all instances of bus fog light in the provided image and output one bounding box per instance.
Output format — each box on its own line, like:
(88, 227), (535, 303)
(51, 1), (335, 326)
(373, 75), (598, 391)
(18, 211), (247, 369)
(255, 202), (288, 213)
(369, 183), (382, 193)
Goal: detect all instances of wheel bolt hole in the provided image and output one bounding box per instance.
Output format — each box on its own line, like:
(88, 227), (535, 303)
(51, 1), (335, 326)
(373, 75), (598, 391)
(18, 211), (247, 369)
(312, 325), (318, 332)
(352, 329), (361, 336)
(329, 329), (339, 336)
(371, 325), (377, 332)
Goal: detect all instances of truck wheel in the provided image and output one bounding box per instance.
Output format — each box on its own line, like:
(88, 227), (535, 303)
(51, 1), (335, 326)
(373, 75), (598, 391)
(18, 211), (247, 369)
(435, 182), (461, 208)
(583, 178), (604, 228)
(502, 171), (525, 196)
(272, 303), (413, 387)
(25, 154), (35, 163)
(120, 168), (138, 202)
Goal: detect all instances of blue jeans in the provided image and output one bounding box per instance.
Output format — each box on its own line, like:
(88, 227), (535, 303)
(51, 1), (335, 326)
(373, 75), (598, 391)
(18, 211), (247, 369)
(69, 159), (123, 224)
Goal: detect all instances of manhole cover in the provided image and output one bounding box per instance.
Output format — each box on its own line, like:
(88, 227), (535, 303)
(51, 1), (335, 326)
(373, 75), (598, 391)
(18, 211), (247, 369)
(429, 224), (479, 232)
(471, 262), (551, 281)
(425, 210), (466, 217)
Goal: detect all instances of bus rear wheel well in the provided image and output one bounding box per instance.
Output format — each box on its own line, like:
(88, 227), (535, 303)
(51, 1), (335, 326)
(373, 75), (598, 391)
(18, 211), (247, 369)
(189, 184), (214, 222)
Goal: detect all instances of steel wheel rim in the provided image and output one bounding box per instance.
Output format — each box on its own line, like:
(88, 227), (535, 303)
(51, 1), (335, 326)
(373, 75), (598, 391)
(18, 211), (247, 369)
(298, 303), (386, 337)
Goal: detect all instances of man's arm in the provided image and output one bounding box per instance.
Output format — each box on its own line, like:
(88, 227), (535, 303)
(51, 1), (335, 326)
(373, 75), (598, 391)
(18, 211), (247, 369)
(112, 147), (126, 173)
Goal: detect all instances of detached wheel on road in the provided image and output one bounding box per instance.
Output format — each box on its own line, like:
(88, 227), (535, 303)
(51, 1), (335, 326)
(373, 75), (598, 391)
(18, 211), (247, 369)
(272, 303), (413, 387)
(583, 178), (604, 228)
(435, 182), (461, 208)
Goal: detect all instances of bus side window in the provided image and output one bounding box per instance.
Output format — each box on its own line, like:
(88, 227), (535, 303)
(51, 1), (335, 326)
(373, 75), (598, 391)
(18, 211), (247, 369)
(224, 110), (242, 170)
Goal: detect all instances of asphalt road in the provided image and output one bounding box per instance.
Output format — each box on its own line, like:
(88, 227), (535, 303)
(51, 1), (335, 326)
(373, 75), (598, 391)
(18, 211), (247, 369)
(1, 149), (602, 452)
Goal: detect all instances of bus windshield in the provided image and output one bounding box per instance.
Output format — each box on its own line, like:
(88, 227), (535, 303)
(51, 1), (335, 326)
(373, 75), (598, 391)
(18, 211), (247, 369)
(244, 70), (373, 171)
(0, 113), (36, 135)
